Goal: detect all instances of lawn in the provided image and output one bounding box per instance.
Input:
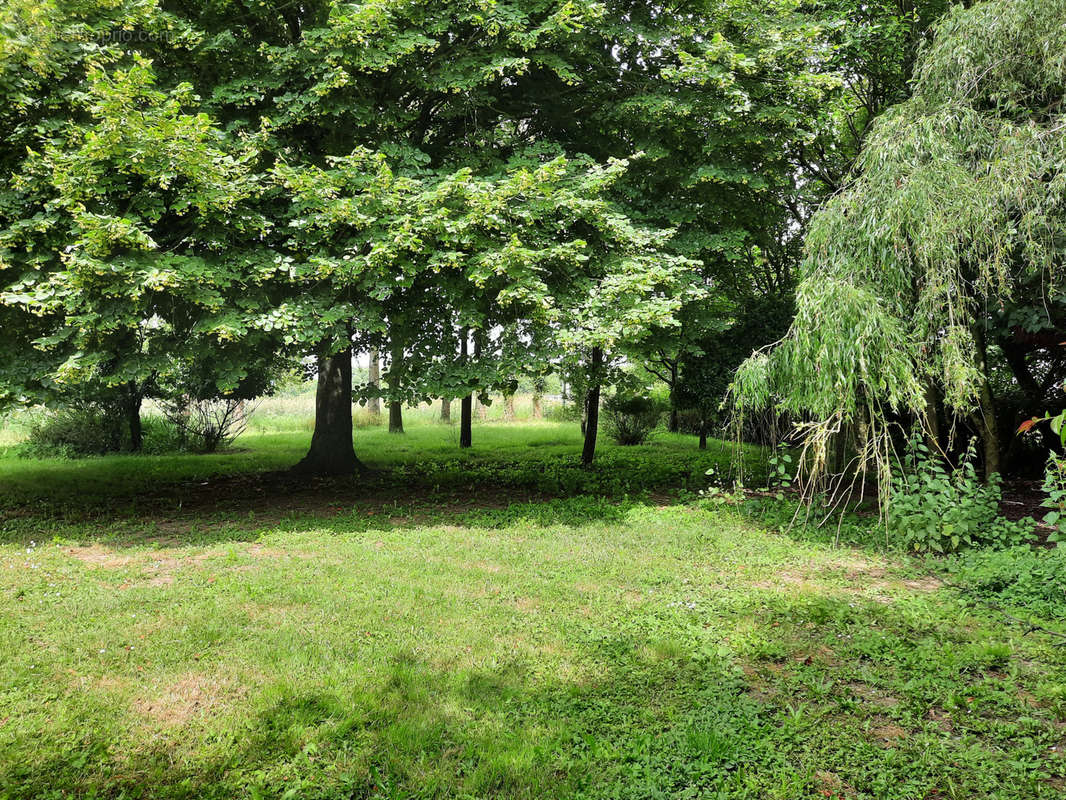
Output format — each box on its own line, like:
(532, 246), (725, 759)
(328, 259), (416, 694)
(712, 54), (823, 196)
(1, 420), (1064, 799)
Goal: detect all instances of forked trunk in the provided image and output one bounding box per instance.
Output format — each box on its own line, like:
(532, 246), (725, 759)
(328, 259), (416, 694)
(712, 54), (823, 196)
(293, 347), (361, 476)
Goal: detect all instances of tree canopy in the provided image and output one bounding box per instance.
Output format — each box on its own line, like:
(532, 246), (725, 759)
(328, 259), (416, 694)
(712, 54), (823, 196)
(733, 0), (1066, 484)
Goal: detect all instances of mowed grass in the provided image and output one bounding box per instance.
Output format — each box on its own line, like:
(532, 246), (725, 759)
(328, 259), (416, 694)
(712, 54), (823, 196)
(0, 420), (1065, 798)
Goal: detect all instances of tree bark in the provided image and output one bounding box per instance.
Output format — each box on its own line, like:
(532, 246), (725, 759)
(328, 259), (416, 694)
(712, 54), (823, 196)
(294, 347), (361, 475)
(440, 397), (451, 422)
(368, 348), (381, 417)
(924, 381), (942, 454)
(698, 418), (708, 450)
(532, 377), (544, 419)
(668, 361), (679, 433)
(504, 393), (516, 421)
(581, 347), (603, 466)
(389, 401), (404, 434)
(460, 332), (472, 448)
(122, 386), (143, 452)
(971, 323), (1001, 479)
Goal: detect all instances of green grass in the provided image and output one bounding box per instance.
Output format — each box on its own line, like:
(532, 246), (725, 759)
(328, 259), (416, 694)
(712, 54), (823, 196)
(0, 419), (1064, 798)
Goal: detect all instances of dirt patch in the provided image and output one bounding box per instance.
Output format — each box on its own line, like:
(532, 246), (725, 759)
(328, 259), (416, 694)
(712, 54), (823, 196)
(870, 718), (908, 746)
(245, 544), (290, 559)
(751, 557), (943, 602)
(926, 707), (953, 732)
(465, 560), (503, 574)
(133, 673), (244, 726)
(847, 681), (900, 707)
(65, 545), (134, 569)
(514, 596), (538, 613)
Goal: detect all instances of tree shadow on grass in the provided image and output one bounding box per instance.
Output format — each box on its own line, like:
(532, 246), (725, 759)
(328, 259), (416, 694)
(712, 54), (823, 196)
(3, 591), (1063, 799)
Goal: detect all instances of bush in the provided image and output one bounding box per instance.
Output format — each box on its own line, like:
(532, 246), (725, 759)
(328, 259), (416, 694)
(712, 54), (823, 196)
(948, 546), (1066, 621)
(888, 436), (1035, 553)
(1040, 452), (1066, 543)
(20, 406), (187, 458)
(162, 398), (252, 453)
(603, 395), (663, 446)
(22, 404), (126, 457)
(139, 415), (187, 455)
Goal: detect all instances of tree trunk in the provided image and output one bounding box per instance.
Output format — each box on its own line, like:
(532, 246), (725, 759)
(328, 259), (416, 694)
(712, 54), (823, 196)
(440, 397), (451, 423)
(460, 396), (472, 447)
(504, 393), (516, 421)
(460, 332), (472, 448)
(294, 347), (361, 475)
(389, 401), (404, 434)
(532, 377), (544, 419)
(971, 323), (1001, 479)
(668, 361), (679, 433)
(698, 418), (708, 450)
(368, 348), (381, 417)
(924, 382), (942, 454)
(122, 387), (143, 452)
(581, 347), (603, 466)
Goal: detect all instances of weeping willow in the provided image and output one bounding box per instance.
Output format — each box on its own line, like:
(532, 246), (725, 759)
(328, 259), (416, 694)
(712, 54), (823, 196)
(732, 0), (1066, 499)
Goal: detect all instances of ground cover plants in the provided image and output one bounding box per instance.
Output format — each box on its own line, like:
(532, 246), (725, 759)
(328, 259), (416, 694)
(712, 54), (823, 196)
(1, 417), (1064, 799)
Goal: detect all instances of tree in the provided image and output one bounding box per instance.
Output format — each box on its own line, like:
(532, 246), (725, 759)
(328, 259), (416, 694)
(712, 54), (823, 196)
(733, 0), (1066, 489)
(1, 56), (275, 447)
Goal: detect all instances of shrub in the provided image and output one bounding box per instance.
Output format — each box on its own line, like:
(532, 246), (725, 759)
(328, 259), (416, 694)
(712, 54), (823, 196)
(139, 415), (187, 455)
(888, 436), (1035, 553)
(1040, 452), (1066, 544)
(22, 404), (126, 457)
(162, 398), (252, 453)
(948, 546), (1066, 621)
(603, 395), (663, 446)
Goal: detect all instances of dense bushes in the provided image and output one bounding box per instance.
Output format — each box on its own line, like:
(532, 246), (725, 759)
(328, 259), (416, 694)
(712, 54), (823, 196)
(22, 406), (195, 457)
(888, 438), (1034, 553)
(22, 404), (128, 457)
(603, 395), (663, 445)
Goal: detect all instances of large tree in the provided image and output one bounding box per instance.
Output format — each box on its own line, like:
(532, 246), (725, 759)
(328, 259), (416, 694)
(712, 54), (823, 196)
(733, 0), (1066, 487)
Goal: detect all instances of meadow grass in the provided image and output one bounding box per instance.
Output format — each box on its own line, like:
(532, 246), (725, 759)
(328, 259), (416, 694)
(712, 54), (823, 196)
(0, 417), (1064, 798)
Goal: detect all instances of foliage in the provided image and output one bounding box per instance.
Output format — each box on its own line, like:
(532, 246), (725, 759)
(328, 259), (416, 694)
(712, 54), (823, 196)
(888, 438), (1035, 553)
(161, 398), (252, 453)
(1019, 410), (1066, 542)
(20, 405), (182, 458)
(21, 403), (126, 457)
(602, 394), (663, 446)
(1041, 455), (1066, 544)
(949, 546), (1066, 622)
(732, 0), (1066, 484)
